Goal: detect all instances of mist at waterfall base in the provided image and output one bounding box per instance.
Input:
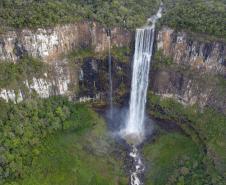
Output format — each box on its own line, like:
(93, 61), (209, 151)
(105, 106), (155, 142)
(104, 106), (155, 185)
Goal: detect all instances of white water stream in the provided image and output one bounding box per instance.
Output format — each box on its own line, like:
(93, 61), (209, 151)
(123, 5), (162, 143)
(108, 35), (113, 119)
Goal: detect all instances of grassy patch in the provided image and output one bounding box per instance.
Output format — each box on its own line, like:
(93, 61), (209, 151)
(147, 92), (226, 183)
(67, 48), (96, 62)
(143, 133), (208, 185)
(67, 46), (131, 64)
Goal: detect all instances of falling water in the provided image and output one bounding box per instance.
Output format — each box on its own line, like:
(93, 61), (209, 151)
(121, 5), (163, 185)
(123, 5), (163, 144)
(108, 35), (113, 119)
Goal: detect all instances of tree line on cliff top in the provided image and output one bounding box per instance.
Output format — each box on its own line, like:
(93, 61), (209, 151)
(0, 0), (160, 30)
(0, 0), (225, 38)
(160, 0), (226, 39)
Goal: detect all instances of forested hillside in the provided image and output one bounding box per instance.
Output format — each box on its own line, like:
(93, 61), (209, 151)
(160, 0), (226, 38)
(0, 0), (160, 31)
(0, 0), (225, 38)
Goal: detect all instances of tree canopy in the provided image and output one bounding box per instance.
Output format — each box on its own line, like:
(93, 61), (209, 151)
(0, 0), (160, 31)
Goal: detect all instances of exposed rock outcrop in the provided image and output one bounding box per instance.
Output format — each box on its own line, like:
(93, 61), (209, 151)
(0, 22), (131, 62)
(0, 24), (225, 115)
(0, 59), (78, 102)
(79, 57), (131, 104)
(0, 56), (131, 103)
(0, 22), (132, 102)
(156, 27), (226, 75)
(151, 27), (226, 114)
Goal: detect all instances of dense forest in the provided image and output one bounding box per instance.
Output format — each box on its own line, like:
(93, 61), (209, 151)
(160, 0), (226, 38)
(0, 97), (95, 183)
(0, 0), (160, 30)
(0, 0), (225, 38)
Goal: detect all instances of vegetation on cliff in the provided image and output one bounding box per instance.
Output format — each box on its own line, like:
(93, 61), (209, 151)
(0, 56), (45, 90)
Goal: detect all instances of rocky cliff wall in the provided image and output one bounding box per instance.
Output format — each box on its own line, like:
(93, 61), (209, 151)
(0, 24), (225, 115)
(156, 27), (226, 75)
(0, 59), (78, 102)
(0, 22), (131, 62)
(0, 55), (131, 103)
(0, 22), (132, 103)
(151, 27), (226, 114)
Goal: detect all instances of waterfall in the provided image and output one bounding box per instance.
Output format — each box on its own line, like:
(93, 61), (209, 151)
(126, 27), (155, 142)
(108, 34), (113, 118)
(123, 6), (163, 144)
(120, 5), (163, 185)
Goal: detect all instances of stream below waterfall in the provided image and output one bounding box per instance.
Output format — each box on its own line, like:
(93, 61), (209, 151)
(129, 145), (145, 185)
(96, 105), (183, 185)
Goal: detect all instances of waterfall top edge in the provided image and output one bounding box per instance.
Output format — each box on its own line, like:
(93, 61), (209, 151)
(136, 5), (163, 31)
(136, 26), (154, 31)
(147, 4), (163, 25)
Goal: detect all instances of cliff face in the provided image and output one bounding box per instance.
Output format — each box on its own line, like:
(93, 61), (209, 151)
(0, 22), (131, 62)
(0, 22), (132, 102)
(0, 59), (78, 102)
(0, 56), (131, 103)
(0, 24), (225, 115)
(156, 27), (226, 75)
(150, 27), (226, 114)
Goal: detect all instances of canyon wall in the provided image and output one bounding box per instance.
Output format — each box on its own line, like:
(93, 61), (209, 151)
(150, 27), (226, 114)
(0, 22), (131, 62)
(0, 56), (131, 103)
(0, 22), (132, 102)
(0, 23), (226, 115)
(0, 59), (78, 102)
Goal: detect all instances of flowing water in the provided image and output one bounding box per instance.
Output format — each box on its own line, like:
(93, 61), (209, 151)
(108, 36), (113, 119)
(121, 6), (163, 185)
(129, 145), (145, 185)
(124, 26), (155, 143)
(123, 5), (163, 142)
